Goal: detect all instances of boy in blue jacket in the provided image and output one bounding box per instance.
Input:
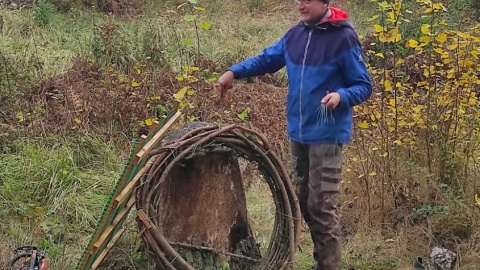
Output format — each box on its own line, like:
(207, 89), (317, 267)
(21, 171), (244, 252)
(217, 0), (372, 269)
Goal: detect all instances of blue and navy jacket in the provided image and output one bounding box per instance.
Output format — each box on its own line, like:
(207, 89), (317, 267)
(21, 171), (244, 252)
(228, 7), (372, 144)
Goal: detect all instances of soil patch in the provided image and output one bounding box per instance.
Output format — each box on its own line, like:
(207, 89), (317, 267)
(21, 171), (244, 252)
(1, 57), (289, 159)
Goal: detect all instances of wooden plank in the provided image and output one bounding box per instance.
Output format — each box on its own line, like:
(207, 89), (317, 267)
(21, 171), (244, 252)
(78, 138), (145, 269)
(90, 111), (179, 248)
(88, 136), (146, 246)
(137, 209), (152, 229)
(91, 197), (136, 254)
(90, 228), (126, 270)
(113, 157), (157, 208)
(136, 110), (182, 159)
(78, 112), (181, 270)
(90, 135), (147, 239)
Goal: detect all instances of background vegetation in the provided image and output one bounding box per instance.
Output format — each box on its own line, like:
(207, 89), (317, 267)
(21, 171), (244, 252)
(1, 0), (480, 269)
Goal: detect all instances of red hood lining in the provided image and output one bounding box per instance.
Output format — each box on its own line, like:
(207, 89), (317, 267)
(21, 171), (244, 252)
(319, 7), (350, 24)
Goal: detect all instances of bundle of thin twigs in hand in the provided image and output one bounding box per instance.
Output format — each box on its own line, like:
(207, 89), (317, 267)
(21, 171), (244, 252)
(135, 123), (301, 270)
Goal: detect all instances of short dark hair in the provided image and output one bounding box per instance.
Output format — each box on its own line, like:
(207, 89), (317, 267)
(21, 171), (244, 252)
(320, 0), (330, 5)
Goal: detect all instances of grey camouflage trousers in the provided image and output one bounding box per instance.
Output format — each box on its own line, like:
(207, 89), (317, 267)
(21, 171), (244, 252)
(291, 141), (343, 270)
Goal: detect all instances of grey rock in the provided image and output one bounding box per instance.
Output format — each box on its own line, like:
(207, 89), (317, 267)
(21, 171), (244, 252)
(430, 246), (457, 270)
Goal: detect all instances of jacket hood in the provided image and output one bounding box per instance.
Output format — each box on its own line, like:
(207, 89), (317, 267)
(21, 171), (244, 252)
(300, 7), (353, 29)
(309, 7), (353, 29)
(321, 7), (349, 23)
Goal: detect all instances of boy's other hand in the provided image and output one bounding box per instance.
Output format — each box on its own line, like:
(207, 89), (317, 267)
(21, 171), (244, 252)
(321, 92), (341, 110)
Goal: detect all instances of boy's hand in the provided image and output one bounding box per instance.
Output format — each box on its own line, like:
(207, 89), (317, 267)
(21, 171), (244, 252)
(321, 91), (341, 110)
(216, 71), (235, 98)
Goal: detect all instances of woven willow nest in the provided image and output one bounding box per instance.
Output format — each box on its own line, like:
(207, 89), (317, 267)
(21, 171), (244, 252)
(135, 123), (301, 270)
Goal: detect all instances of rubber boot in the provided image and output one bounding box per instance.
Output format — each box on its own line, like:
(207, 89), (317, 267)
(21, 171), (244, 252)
(414, 256), (428, 270)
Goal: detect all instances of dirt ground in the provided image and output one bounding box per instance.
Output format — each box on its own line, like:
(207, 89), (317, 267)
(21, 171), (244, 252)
(0, 233), (13, 269)
(0, 58), (290, 159)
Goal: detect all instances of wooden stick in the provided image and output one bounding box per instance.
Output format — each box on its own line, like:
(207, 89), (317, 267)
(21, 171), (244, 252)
(137, 210), (195, 270)
(91, 197), (135, 253)
(136, 110), (182, 159)
(113, 156), (156, 208)
(170, 242), (260, 262)
(141, 229), (176, 270)
(90, 228), (125, 270)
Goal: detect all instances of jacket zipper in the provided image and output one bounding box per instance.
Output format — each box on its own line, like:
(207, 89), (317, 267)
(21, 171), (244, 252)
(299, 29), (313, 142)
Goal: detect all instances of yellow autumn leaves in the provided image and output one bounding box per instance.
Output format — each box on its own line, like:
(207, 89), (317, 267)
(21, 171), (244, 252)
(174, 66), (199, 102)
(374, 24), (401, 43)
(173, 86), (195, 102)
(359, 0), (480, 145)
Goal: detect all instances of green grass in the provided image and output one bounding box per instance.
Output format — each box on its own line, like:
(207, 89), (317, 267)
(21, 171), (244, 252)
(245, 180), (276, 255)
(0, 3), (294, 80)
(0, 134), (124, 269)
(0, 8), (103, 77)
(0, 0), (380, 91)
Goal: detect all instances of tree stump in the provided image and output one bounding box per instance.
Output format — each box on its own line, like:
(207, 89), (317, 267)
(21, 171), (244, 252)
(139, 122), (261, 269)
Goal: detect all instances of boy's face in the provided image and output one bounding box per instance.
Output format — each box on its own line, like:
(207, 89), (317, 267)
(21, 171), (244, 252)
(295, 0), (329, 24)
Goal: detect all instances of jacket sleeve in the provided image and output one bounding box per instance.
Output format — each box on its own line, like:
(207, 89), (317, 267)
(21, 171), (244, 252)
(336, 29), (372, 109)
(228, 37), (286, 79)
